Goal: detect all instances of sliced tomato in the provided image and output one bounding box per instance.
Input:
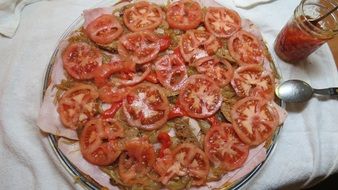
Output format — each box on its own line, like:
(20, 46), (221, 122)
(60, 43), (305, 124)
(57, 83), (98, 129)
(79, 118), (123, 166)
(98, 83), (130, 103)
(172, 143), (210, 185)
(144, 70), (159, 84)
(154, 54), (188, 91)
(228, 30), (264, 65)
(204, 7), (241, 38)
(166, 0), (202, 30)
(204, 123), (249, 171)
(118, 137), (156, 185)
(179, 30), (220, 62)
(154, 148), (175, 184)
(158, 35), (171, 51)
(62, 42), (102, 80)
(231, 97), (279, 145)
(231, 65), (275, 100)
(193, 56), (234, 87)
(85, 14), (123, 44)
(123, 1), (164, 32)
(168, 103), (187, 120)
(118, 31), (160, 64)
(94, 55), (135, 87)
(178, 74), (222, 118)
(157, 132), (172, 157)
(122, 83), (169, 130)
(113, 64), (151, 86)
(101, 101), (123, 120)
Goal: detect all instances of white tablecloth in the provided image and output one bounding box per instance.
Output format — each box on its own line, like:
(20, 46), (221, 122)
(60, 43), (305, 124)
(0, 0), (337, 189)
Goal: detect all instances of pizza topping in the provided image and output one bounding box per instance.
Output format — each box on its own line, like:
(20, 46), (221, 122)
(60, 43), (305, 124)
(154, 54), (188, 91)
(85, 14), (123, 45)
(228, 30), (264, 65)
(123, 83), (169, 130)
(166, 0), (202, 31)
(118, 31), (160, 64)
(204, 122), (249, 171)
(179, 75), (222, 118)
(62, 42), (102, 80)
(231, 97), (279, 145)
(205, 7), (241, 38)
(193, 56), (234, 87)
(231, 65), (275, 100)
(57, 83), (98, 129)
(123, 1), (164, 32)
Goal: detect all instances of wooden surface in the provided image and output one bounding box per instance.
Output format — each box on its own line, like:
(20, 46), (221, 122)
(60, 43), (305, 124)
(328, 37), (338, 68)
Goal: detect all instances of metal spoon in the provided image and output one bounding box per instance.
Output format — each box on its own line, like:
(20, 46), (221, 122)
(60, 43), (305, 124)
(275, 80), (338, 103)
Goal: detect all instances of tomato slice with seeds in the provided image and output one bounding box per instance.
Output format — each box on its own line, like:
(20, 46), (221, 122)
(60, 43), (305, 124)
(231, 97), (279, 145)
(123, 1), (164, 32)
(112, 63), (151, 86)
(85, 14), (123, 45)
(179, 74), (222, 118)
(154, 54), (188, 91)
(62, 42), (102, 80)
(122, 83), (169, 130)
(228, 30), (264, 65)
(179, 30), (220, 62)
(172, 143), (210, 185)
(204, 122), (249, 171)
(57, 83), (98, 129)
(118, 137), (156, 185)
(193, 56), (234, 87)
(166, 0), (202, 30)
(205, 7), (241, 38)
(118, 31), (160, 64)
(79, 118), (123, 166)
(154, 148), (175, 184)
(231, 65), (275, 100)
(98, 83), (129, 103)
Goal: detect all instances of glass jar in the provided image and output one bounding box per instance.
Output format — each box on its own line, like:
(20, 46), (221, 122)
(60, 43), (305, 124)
(274, 0), (338, 63)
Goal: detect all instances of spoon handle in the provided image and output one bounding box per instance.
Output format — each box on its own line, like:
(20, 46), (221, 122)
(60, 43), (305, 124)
(313, 88), (338, 96)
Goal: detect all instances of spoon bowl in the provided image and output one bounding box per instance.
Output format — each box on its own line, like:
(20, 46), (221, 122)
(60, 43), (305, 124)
(275, 80), (338, 103)
(276, 80), (313, 103)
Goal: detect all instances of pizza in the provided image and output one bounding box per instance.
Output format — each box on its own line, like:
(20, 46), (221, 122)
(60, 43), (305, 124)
(37, 0), (287, 189)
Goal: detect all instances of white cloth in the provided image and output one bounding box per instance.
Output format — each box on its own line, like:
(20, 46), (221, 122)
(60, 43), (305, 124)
(0, 0), (337, 190)
(0, 0), (42, 37)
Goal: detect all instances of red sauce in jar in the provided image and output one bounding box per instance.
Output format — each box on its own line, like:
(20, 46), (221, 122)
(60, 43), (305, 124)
(274, 16), (328, 63)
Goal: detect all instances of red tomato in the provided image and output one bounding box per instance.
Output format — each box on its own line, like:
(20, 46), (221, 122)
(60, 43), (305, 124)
(193, 56), (234, 87)
(123, 1), (164, 32)
(144, 70), (159, 84)
(118, 31), (160, 64)
(98, 83), (129, 103)
(94, 55), (135, 87)
(168, 103), (187, 120)
(154, 148), (175, 184)
(228, 30), (264, 65)
(114, 64), (151, 86)
(80, 118), (123, 166)
(204, 123), (249, 171)
(158, 132), (172, 157)
(179, 74), (222, 118)
(166, 0), (202, 30)
(101, 101), (123, 119)
(204, 7), (241, 38)
(85, 14), (123, 44)
(231, 65), (275, 100)
(122, 83), (169, 130)
(179, 30), (220, 62)
(57, 83), (98, 129)
(172, 143), (210, 185)
(62, 42), (102, 80)
(154, 54), (188, 91)
(118, 137), (156, 185)
(158, 35), (171, 51)
(231, 97), (279, 145)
